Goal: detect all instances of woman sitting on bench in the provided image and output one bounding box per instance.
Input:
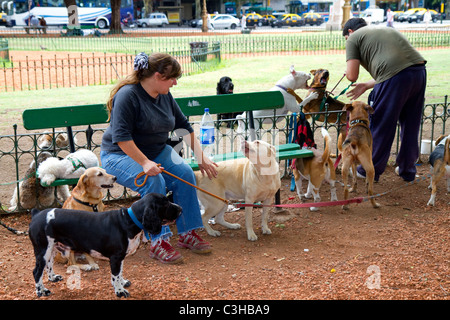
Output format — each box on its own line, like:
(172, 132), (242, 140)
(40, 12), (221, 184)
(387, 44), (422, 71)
(100, 52), (218, 264)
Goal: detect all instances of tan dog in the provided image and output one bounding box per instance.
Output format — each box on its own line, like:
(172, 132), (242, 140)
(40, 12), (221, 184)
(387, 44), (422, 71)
(38, 133), (75, 150)
(195, 140), (281, 241)
(293, 128), (337, 211)
(427, 135), (450, 206)
(58, 167), (116, 270)
(338, 101), (380, 210)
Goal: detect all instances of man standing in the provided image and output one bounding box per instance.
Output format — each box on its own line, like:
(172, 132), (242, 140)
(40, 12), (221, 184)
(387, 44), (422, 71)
(423, 9), (432, 30)
(342, 18), (427, 182)
(386, 8), (394, 27)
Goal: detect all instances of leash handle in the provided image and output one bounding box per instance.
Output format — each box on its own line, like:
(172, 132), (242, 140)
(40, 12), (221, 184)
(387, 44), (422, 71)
(134, 167), (229, 204)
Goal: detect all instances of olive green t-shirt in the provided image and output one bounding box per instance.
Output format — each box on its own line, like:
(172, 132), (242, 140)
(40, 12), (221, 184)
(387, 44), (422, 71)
(346, 26), (426, 83)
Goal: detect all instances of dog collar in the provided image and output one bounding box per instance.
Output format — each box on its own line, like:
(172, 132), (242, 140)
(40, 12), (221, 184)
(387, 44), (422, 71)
(349, 119), (369, 127)
(127, 207), (150, 240)
(72, 197), (99, 212)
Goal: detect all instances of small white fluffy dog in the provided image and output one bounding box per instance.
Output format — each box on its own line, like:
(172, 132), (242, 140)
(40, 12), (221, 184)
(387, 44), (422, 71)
(37, 149), (99, 186)
(237, 65), (318, 139)
(195, 139), (280, 241)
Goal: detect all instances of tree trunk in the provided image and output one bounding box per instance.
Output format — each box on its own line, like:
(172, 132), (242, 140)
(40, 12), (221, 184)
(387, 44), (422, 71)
(110, 0), (123, 34)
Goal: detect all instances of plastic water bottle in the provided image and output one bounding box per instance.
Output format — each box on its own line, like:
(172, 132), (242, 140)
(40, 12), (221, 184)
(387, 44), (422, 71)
(200, 108), (215, 159)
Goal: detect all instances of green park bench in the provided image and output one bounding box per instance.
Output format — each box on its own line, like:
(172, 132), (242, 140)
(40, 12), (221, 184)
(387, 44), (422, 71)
(22, 91), (313, 195)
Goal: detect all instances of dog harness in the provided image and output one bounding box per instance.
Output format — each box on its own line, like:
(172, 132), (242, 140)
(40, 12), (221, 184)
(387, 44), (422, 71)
(127, 207), (150, 240)
(72, 197), (99, 212)
(67, 156), (86, 173)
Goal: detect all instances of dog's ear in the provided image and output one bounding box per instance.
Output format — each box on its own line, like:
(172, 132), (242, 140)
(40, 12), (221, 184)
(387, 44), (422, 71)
(241, 139), (250, 156)
(365, 104), (374, 115)
(78, 172), (88, 193)
(290, 65), (296, 76)
(343, 103), (353, 112)
(310, 69), (317, 75)
(142, 202), (163, 236)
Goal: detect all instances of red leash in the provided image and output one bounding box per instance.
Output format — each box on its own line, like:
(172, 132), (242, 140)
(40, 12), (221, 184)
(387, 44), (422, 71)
(235, 197), (365, 209)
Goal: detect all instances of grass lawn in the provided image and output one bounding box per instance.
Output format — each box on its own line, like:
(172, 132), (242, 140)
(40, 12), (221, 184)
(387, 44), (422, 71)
(1, 48), (448, 127)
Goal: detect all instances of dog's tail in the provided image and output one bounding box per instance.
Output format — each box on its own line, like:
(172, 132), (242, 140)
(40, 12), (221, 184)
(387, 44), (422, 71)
(444, 137), (450, 164)
(321, 128), (331, 163)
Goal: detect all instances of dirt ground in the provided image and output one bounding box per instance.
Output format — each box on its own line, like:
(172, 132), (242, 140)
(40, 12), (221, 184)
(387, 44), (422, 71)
(0, 162), (449, 301)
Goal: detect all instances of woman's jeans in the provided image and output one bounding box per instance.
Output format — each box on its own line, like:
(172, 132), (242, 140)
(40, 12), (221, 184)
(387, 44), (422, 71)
(100, 145), (203, 242)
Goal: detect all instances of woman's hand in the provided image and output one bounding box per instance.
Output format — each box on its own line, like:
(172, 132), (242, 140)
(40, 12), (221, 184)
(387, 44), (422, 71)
(142, 160), (164, 176)
(198, 156), (218, 180)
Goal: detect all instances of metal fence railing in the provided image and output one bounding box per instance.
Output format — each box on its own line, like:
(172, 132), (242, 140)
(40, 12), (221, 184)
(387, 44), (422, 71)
(0, 41), (221, 92)
(3, 28), (450, 55)
(1, 97), (447, 214)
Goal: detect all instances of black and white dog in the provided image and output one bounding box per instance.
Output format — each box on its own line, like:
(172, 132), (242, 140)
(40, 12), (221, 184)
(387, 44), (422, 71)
(29, 193), (182, 298)
(216, 76), (239, 125)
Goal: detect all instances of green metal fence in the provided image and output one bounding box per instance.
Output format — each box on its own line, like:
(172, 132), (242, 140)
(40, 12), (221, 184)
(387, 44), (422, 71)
(1, 97), (447, 214)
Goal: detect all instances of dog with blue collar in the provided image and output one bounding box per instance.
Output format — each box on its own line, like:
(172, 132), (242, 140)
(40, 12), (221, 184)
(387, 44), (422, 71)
(29, 193), (182, 298)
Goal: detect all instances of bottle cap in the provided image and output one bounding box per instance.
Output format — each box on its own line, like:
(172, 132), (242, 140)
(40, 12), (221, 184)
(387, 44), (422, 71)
(204, 108), (209, 112)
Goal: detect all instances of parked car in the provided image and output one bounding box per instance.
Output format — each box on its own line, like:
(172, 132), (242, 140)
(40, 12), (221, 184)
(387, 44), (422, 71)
(0, 12), (7, 26)
(301, 12), (324, 25)
(271, 13), (304, 28)
(261, 14), (276, 26)
(397, 8), (426, 22)
(245, 13), (263, 27)
(190, 18), (202, 28)
(136, 13), (169, 27)
(211, 14), (240, 29)
(393, 11), (404, 21)
(408, 9), (440, 23)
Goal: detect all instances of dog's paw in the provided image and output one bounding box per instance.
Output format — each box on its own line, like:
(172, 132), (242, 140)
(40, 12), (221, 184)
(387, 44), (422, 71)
(36, 286), (51, 297)
(40, 175), (56, 187)
(247, 231), (258, 241)
(309, 207), (319, 212)
(77, 263), (99, 271)
(227, 223), (241, 230)
(207, 229), (222, 237)
(427, 198), (435, 206)
(48, 274), (63, 282)
(262, 227), (272, 235)
(115, 288), (130, 298)
(309, 91), (319, 100)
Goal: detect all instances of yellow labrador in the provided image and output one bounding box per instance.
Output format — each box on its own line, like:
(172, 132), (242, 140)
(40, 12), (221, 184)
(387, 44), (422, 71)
(195, 140), (280, 241)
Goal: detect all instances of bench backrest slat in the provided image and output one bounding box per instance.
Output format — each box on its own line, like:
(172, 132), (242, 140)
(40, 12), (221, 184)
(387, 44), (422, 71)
(22, 91), (284, 130)
(23, 104), (109, 130)
(176, 91), (284, 116)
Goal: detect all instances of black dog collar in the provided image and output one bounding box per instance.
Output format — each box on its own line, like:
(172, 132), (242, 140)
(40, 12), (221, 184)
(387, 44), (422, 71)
(72, 197), (99, 212)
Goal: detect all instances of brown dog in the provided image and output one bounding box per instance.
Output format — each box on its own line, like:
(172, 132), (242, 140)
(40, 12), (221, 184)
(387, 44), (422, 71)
(57, 167), (117, 270)
(292, 128), (337, 211)
(302, 69), (346, 124)
(427, 135), (450, 206)
(338, 101), (380, 210)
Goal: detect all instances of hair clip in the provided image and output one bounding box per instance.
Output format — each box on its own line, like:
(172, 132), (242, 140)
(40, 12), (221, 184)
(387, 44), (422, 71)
(134, 52), (149, 71)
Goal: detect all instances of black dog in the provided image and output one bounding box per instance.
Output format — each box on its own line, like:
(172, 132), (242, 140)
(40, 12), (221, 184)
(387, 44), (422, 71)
(216, 76), (239, 125)
(29, 193), (182, 298)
